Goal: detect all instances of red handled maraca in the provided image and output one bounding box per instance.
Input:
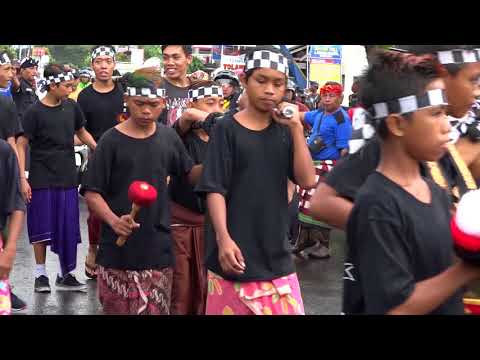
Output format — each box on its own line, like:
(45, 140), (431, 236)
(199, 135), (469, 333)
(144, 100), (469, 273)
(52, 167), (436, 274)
(450, 190), (480, 264)
(116, 181), (158, 247)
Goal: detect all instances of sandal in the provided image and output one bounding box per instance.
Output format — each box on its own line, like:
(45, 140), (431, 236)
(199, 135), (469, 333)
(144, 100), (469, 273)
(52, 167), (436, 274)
(85, 260), (97, 280)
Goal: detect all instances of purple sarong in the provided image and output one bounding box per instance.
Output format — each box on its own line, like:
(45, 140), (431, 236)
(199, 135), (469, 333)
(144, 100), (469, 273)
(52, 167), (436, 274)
(27, 188), (81, 276)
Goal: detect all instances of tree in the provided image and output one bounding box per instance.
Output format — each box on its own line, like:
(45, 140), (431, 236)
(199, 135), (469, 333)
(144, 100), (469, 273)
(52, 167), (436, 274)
(44, 45), (94, 68)
(188, 56), (205, 73)
(141, 45), (162, 59)
(0, 45), (16, 59)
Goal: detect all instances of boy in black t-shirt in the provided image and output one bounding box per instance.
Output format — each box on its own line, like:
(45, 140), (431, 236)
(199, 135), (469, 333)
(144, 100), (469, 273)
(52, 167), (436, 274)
(83, 68), (199, 315)
(77, 45), (124, 279)
(311, 45), (480, 231)
(159, 45), (194, 127)
(343, 50), (480, 315)
(0, 140), (25, 315)
(196, 46), (316, 315)
(17, 64), (97, 293)
(0, 52), (29, 311)
(0, 52), (23, 158)
(169, 79), (224, 315)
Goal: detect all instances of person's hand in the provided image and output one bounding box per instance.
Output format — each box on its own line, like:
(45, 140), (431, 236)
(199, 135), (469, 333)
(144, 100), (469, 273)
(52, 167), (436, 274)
(218, 236), (246, 276)
(271, 102), (301, 129)
(181, 108), (208, 124)
(0, 249), (15, 280)
(111, 214), (140, 237)
(340, 148), (349, 157)
(21, 178), (32, 203)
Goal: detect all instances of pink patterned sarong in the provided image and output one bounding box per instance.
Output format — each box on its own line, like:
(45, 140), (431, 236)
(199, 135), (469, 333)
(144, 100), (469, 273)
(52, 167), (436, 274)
(205, 271), (305, 315)
(0, 238), (11, 316)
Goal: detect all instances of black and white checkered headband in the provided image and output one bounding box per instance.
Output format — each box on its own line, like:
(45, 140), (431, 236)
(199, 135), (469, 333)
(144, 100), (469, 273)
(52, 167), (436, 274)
(188, 86), (223, 101)
(437, 49), (480, 65)
(20, 57), (39, 69)
(125, 87), (166, 98)
(349, 89), (448, 154)
(91, 46), (116, 60)
(44, 71), (75, 84)
(0, 53), (10, 65)
(245, 50), (289, 76)
(370, 88), (447, 119)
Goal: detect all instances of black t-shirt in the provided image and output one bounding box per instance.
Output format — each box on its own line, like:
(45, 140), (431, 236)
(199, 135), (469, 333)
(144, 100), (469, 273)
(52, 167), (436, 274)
(0, 96), (22, 141)
(196, 114), (296, 282)
(158, 79), (190, 127)
(12, 78), (38, 122)
(83, 124), (194, 270)
(344, 172), (464, 315)
(325, 139), (381, 201)
(22, 99), (86, 189)
(326, 139), (472, 202)
(0, 140), (25, 231)
(169, 128), (208, 214)
(77, 83), (124, 142)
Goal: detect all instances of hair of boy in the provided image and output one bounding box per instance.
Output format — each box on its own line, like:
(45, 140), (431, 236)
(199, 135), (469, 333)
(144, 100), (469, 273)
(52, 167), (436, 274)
(358, 49), (441, 139)
(43, 64), (72, 92)
(243, 45), (288, 81)
(404, 45), (480, 76)
(161, 45), (193, 56)
(91, 45), (116, 62)
(121, 67), (165, 98)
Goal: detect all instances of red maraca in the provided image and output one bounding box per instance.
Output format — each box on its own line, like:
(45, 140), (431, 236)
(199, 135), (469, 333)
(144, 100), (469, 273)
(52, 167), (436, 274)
(116, 181), (158, 247)
(450, 190), (480, 265)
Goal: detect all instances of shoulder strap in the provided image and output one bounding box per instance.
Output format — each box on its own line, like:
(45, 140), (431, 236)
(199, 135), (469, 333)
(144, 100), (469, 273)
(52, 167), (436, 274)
(312, 111), (325, 134)
(425, 143), (477, 203)
(446, 143), (477, 196)
(333, 109), (345, 124)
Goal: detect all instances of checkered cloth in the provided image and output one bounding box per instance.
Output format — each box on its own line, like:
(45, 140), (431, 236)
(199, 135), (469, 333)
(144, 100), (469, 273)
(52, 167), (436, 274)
(44, 71), (75, 84)
(245, 50), (289, 76)
(349, 89), (448, 154)
(188, 86), (223, 101)
(437, 49), (480, 65)
(91, 46), (116, 60)
(297, 160), (336, 217)
(126, 87), (166, 98)
(450, 100), (480, 142)
(371, 89), (447, 119)
(20, 57), (39, 69)
(0, 53), (10, 65)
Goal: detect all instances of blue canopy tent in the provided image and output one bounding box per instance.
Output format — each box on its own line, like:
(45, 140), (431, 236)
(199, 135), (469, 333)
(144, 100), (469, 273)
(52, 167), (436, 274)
(278, 45), (307, 90)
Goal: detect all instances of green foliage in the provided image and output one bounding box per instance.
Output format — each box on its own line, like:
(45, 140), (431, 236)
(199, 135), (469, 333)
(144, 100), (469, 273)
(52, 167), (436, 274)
(44, 45), (94, 68)
(0, 45), (16, 59)
(188, 56), (205, 73)
(141, 45), (162, 59)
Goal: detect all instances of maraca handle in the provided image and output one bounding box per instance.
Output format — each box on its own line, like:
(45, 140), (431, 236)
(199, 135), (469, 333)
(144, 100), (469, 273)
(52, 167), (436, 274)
(116, 203), (141, 247)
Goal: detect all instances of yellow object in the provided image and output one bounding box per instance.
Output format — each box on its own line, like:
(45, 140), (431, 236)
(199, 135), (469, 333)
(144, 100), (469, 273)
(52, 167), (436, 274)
(309, 62), (342, 87)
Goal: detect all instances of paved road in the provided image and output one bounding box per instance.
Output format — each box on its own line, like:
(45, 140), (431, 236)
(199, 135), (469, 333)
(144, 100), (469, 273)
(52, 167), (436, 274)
(9, 197), (346, 315)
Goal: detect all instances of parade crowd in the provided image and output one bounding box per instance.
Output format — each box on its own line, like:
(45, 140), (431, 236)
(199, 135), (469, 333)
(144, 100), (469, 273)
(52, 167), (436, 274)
(1, 44), (480, 315)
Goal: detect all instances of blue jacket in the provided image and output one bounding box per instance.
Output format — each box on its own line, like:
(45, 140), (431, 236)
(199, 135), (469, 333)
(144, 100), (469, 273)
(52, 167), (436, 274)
(305, 107), (352, 160)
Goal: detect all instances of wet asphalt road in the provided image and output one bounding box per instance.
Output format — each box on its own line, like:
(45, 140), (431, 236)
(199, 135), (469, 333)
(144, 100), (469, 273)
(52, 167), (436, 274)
(9, 197), (346, 315)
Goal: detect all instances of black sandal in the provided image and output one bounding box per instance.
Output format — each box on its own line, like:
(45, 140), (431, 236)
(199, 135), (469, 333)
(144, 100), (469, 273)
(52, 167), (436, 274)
(85, 261), (97, 280)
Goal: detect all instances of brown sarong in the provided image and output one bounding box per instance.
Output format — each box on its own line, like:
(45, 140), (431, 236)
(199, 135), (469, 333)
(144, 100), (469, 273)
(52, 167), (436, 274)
(97, 266), (173, 315)
(170, 201), (207, 315)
